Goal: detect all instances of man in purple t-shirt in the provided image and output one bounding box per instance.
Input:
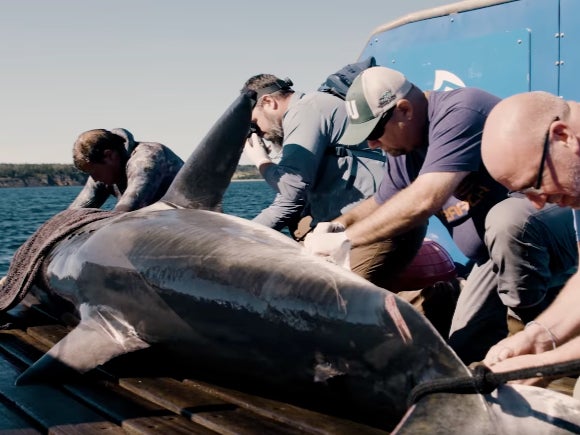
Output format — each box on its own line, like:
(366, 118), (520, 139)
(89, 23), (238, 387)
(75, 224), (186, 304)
(305, 66), (576, 364)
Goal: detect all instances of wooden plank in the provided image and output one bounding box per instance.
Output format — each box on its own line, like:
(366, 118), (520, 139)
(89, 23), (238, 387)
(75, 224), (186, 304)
(0, 399), (42, 434)
(184, 379), (388, 435)
(548, 376), (576, 397)
(120, 377), (306, 435)
(48, 421), (126, 435)
(0, 354), (124, 434)
(0, 326), (216, 434)
(0, 328), (46, 368)
(122, 414), (217, 435)
(26, 324), (70, 350)
(63, 383), (217, 435)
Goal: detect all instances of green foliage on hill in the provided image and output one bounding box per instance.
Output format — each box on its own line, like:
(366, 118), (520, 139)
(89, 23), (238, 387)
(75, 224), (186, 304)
(233, 165), (262, 180)
(0, 163), (88, 187)
(0, 164), (261, 187)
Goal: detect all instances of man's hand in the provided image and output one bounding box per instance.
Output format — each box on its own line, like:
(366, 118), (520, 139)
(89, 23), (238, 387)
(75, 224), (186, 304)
(244, 133), (271, 168)
(483, 330), (545, 386)
(484, 332), (535, 367)
(483, 333), (580, 388)
(484, 352), (553, 387)
(312, 221), (346, 234)
(304, 231), (351, 269)
(484, 322), (557, 367)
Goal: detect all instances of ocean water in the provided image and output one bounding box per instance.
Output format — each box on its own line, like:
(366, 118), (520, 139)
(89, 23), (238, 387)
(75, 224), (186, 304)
(0, 181), (274, 276)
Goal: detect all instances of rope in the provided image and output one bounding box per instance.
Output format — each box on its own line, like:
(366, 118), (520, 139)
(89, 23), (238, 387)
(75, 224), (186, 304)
(408, 359), (580, 407)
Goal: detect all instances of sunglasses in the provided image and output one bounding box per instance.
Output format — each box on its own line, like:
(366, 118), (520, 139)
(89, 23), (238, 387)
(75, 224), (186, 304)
(515, 116), (559, 195)
(249, 122), (264, 138)
(366, 107), (395, 141)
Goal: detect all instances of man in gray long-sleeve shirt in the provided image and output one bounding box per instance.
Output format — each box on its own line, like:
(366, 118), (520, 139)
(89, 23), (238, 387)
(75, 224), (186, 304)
(241, 74), (384, 235)
(241, 74), (425, 289)
(69, 128), (183, 212)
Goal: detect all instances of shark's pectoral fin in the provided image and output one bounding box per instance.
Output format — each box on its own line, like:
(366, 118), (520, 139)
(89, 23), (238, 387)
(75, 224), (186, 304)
(16, 304), (149, 385)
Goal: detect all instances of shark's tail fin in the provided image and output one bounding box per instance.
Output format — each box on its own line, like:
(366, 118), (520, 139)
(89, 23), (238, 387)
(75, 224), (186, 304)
(160, 90), (257, 211)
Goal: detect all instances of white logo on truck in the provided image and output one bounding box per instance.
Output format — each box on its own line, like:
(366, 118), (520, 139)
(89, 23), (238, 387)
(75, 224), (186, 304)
(433, 70), (465, 91)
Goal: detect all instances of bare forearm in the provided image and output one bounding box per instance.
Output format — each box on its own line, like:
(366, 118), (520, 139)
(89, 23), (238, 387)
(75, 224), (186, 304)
(346, 187), (433, 247)
(334, 197), (379, 228)
(535, 271), (580, 345)
(488, 334), (580, 387)
(344, 171), (468, 247)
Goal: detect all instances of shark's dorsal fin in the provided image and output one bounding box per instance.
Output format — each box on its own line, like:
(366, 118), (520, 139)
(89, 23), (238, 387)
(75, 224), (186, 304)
(160, 90), (256, 211)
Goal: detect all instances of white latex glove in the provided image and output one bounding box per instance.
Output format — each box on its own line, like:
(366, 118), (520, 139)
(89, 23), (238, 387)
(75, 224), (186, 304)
(244, 133), (272, 168)
(312, 221), (346, 234)
(304, 231), (351, 270)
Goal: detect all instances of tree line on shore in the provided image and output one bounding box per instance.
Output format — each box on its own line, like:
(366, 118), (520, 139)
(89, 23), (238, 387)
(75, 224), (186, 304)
(0, 163), (261, 188)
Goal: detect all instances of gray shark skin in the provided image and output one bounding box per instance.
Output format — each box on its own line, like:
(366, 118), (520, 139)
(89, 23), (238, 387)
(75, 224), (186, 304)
(12, 91), (580, 433)
(31, 207), (465, 429)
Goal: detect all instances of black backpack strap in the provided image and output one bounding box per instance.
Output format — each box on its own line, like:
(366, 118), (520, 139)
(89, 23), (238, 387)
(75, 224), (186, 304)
(317, 57), (377, 99)
(325, 146), (385, 189)
(326, 146), (385, 161)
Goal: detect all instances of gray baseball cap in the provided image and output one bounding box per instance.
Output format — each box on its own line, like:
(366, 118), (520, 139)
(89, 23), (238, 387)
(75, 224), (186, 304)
(340, 66), (412, 145)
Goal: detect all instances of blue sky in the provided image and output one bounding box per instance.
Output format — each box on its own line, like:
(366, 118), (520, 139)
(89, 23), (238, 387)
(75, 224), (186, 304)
(0, 0), (451, 164)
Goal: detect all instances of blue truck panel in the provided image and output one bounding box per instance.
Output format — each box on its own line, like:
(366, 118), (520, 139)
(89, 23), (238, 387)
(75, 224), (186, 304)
(560, 0), (580, 99)
(358, 0), (577, 264)
(360, 0), (567, 97)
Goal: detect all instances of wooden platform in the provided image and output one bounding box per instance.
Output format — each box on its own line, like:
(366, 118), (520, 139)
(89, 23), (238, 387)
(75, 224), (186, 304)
(0, 297), (389, 434)
(0, 296), (575, 434)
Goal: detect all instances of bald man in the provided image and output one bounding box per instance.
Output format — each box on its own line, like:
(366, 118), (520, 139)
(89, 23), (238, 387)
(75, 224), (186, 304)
(482, 91), (580, 383)
(482, 91), (580, 208)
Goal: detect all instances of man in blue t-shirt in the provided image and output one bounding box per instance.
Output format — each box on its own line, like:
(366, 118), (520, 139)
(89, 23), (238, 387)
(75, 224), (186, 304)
(305, 67), (576, 363)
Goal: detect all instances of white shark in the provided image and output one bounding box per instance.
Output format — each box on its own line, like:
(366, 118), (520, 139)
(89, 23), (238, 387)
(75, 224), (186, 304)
(3, 90), (580, 433)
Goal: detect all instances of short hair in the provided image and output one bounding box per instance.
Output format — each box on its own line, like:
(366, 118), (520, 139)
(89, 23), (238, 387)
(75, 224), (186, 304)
(523, 92), (571, 146)
(242, 74), (294, 101)
(72, 129), (126, 171)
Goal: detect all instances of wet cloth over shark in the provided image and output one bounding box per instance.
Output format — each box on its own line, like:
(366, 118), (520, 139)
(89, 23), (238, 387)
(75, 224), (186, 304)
(2, 89), (580, 433)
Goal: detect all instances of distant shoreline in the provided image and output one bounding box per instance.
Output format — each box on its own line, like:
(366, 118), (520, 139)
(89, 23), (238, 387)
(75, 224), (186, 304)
(0, 163), (262, 188)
